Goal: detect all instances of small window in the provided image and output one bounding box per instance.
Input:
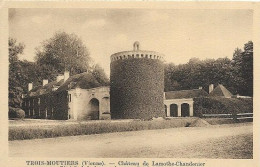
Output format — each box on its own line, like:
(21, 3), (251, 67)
(69, 94), (72, 102)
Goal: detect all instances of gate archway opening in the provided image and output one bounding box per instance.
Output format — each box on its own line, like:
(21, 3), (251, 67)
(88, 98), (99, 120)
(181, 103), (190, 117)
(170, 104), (178, 117)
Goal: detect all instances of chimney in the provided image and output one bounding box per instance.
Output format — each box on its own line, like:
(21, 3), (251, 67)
(199, 86), (202, 89)
(56, 75), (64, 82)
(43, 79), (48, 86)
(28, 83), (33, 92)
(64, 70), (70, 81)
(209, 84), (214, 93)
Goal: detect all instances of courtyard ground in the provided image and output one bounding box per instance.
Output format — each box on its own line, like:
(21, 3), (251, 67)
(9, 122), (252, 159)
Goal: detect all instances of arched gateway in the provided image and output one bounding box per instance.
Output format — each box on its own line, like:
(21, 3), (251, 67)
(88, 98), (99, 120)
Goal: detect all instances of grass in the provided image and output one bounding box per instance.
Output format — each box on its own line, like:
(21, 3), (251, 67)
(9, 117), (252, 141)
(9, 118), (197, 140)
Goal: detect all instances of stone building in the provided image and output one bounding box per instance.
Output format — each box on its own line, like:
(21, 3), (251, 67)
(22, 72), (110, 120)
(164, 84), (235, 117)
(164, 88), (208, 117)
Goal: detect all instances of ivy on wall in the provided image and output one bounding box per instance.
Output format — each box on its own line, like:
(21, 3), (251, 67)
(22, 91), (69, 120)
(110, 58), (165, 120)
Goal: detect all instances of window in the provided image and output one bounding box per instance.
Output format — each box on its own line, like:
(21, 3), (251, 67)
(68, 94), (72, 102)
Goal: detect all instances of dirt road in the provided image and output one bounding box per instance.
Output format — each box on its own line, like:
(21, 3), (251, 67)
(9, 123), (253, 159)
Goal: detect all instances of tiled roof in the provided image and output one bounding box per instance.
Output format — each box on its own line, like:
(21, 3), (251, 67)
(56, 72), (104, 92)
(165, 89), (208, 99)
(26, 72), (106, 97)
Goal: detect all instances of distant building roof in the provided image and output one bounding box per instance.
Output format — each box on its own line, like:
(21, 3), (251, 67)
(209, 84), (233, 98)
(165, 89), (208, 99)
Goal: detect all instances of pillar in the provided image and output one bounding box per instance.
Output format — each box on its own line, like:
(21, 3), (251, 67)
(167, 105), (170, 117)
(189, 103), (194, 116)
(177, 104), (181, 117)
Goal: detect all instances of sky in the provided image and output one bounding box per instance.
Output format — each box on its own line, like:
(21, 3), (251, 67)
(9, 8), (253, 75)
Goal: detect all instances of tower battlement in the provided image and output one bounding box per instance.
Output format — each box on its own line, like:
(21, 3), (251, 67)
(111, 41), (164, 62)
(110, 51), (164, 62)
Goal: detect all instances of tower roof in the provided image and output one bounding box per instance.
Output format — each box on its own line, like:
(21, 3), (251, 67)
(111, 41), (164, 62)
(133, 41), (140, 51)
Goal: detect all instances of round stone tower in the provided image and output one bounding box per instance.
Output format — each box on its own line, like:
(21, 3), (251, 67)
(110, 42), (165, 120)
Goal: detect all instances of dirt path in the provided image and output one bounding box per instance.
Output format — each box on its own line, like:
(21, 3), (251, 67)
(9, 123), (253, 158)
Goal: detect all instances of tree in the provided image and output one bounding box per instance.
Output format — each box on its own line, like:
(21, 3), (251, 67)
(91, 64), (110, 86)
(9, 38), (25, 64)
(231, 41), (253, 96)
(164, 41), (253, 97)
(9, 38), (25, 108)
(35, 31), (92, 76)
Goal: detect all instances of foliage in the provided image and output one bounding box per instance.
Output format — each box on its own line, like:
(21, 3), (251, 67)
(9, 38), (25, 107)
(35, 31), (91, 76)
(164, 41), (253, 96)
(231, 41), (253, 96)
(91, 64), (110, 86)
(193, 97), (253, 116)
(164, 57), (233, 93)
(9, 107), (25, 119)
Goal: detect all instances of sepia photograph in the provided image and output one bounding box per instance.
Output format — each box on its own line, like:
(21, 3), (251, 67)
(1, 2), (259, 167)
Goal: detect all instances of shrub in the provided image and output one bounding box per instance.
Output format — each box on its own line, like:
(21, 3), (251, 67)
(193, 97), (253, 116)
(9, 118), (197, 140)
(9, 107), (25, 119)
